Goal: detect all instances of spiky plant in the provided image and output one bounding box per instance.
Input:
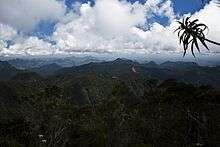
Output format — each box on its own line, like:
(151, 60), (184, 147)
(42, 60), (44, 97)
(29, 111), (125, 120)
(175, 17), (220, 57)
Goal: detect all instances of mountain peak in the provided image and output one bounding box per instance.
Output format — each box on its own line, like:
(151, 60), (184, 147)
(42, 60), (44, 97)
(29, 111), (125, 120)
(115, 58), (129, 61)
(160, 61), (198, 69)
(145, 61), (158, 67)
(113, 58), (137, 64)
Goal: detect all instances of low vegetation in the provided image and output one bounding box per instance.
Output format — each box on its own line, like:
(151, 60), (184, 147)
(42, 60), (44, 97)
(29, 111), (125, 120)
(0, 59), (220, 147)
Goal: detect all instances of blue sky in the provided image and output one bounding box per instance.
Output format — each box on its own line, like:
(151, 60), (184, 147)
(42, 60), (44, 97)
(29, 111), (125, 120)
(64, 0), (209, 14)
(35, 0), (209, 38)
(65, 0), (208, 12)
(0, 0), (219, 58)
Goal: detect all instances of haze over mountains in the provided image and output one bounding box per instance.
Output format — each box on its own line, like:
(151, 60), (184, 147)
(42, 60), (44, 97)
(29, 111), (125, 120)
(5, 56), (104, 69)
(1, 57), (220, 88)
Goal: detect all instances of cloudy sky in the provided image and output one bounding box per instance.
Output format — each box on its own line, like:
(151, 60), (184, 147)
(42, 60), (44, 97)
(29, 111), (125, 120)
(0, 0), (219, 59)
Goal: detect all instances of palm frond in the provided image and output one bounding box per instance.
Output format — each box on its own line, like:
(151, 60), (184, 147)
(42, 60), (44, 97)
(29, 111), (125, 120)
(175, 17), (220, 57)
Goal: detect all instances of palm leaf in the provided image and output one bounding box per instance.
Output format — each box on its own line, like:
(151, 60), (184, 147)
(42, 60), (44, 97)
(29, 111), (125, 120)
(175, 17), (220, 57)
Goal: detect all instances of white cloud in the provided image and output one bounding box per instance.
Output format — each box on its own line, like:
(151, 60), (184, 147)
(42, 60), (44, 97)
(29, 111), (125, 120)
(190, 1), (220, 53)
(0, 0), (66, 31)
(145, 0), (175, 21)
(94, 0), (146, 37)
(0, 23), (17, 40)
(1, 36), (54, 56)
(0, 0), (219, 57)
(131, 22), (180, 53)
(52, 0), (177, 54)
(0, 23), (17, 55)
(158, 0), (175, 21)
(0, 40), (7, 51)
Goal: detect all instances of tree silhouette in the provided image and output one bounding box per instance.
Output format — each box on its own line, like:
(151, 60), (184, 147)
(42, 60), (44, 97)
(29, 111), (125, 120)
(175, 16), (220, 57)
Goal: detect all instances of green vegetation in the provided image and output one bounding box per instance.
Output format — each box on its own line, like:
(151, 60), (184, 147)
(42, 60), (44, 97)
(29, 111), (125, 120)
(0, 59), (220, 147)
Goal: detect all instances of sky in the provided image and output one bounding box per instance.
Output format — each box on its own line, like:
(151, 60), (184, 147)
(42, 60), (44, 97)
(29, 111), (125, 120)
(0, 0), (219, 60)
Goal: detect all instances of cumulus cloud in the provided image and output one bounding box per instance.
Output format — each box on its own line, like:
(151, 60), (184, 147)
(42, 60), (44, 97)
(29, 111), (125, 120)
(0, 23), (17, 40)
(0, 0), (219, 57)
(131, 22), (180, 53)
(3, 37), (54, 56)
(94, 0), (146, 37)
(0, 22), (55, 56)
(52, 0), (177, 54)
(0, 23), (17, 55)
(190, 1), (220, 53)
(0, 0), (66, 31)
(145, 0), (175, 21)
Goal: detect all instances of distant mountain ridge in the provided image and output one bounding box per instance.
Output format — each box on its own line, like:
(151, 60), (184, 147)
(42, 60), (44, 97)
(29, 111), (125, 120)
(1, 58), (220, 87)
(55, 58), (139, 76)
(6, 56), (103, 69)
(54, 58), (220, 87)
(29, 63), (62, 76)
(55, 58), (201, 75)
(0, 61), (22, 80)
(160, 61), (199, 69)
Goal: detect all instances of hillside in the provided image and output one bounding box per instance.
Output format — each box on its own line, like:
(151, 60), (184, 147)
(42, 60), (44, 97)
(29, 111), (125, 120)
(29, 63), (62, 76)
(0, 59), (220, 147)
(0, 61), (22, 80)
(1, 58), (220, 87)
(54, 59), (220, 88)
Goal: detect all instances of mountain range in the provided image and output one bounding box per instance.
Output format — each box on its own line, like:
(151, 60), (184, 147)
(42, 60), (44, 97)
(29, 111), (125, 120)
(6, 56), (103, 69)
(1, 58), (220, 87)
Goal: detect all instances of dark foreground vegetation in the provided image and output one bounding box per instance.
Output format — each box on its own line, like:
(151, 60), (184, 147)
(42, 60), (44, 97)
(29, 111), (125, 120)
(0, 59), (220, 147)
